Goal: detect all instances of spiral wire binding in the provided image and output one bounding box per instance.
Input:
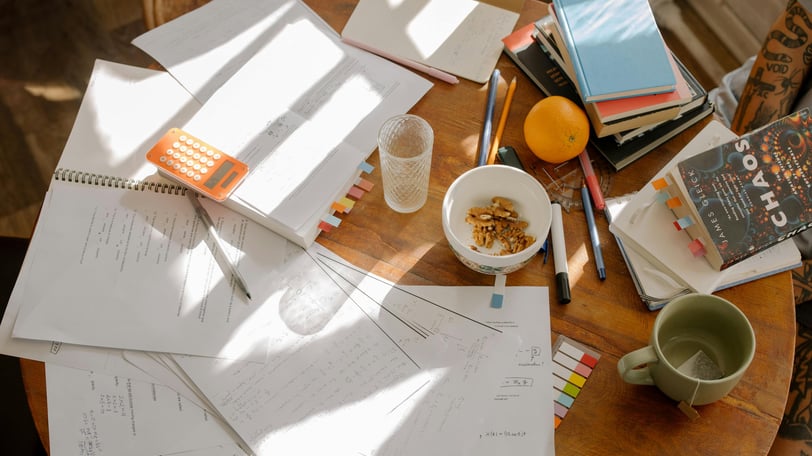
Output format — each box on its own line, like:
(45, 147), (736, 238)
(53, 168), (188, 195)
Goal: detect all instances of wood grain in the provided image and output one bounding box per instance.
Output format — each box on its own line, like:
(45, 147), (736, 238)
(17, 1), (791, 455)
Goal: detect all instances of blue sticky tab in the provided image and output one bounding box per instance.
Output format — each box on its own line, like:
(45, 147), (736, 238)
(490, 293), (504, 309)
(358, 161), (374, 174)
(676, 216), (693, 229)
(322, 214), (342, 227)
(655, 191), (669, 203)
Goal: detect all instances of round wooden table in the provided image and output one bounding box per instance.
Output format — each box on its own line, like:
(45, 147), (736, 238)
(21, 1), (795, 454)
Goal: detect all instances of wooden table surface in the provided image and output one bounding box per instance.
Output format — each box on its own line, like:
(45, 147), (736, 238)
(22, 1), (795, 455)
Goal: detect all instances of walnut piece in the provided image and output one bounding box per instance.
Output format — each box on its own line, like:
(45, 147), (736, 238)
(466, 196), (535, 255)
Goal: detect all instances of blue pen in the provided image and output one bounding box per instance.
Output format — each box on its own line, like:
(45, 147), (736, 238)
(581, 183), (606, 280)
(477, 69), (500, 167)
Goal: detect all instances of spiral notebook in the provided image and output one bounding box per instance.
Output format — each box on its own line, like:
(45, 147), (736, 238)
(11, 173), (289, 359)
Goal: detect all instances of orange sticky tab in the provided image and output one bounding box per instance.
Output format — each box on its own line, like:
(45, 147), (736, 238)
(687, 238), (706, 257)
(666, 196), (682, 209)
(331, 201), (347, 212)
(651, 177), (668, 190)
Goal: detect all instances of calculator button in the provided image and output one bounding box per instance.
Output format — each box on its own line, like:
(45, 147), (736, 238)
(200, 146), (208, 153)
(193, 175), (202, 181)
(200, 167), (208, 174)
(179, 135), (187, 142)
(172, 162), (180, 169)
(207, 160), (215, 167)
(193, 163), (201, 170)
(180, 166), (188, 173)
(159, 156), (167, 163)
(173, 141), (181, 148)
(213, 153), (221, 160)
(173, 152), (181, 159)
(186, 139), (194, 145)
(193, 153), (201, 160)
(186, 170), (195, 178)
(179, 156), (187, 163)
(205, 150), (213, 156)
(193, 142), (200, 149)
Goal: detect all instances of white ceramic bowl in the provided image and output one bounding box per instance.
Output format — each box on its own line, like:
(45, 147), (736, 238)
(442, 165), (552, 275)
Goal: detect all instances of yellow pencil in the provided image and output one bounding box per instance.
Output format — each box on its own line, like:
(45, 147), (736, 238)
(487, 76), (517, 165)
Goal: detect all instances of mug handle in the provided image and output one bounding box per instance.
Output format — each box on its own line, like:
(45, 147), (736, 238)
(617, 346), (658, 385)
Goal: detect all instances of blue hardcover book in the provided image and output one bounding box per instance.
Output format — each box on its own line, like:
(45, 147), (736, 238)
(552, 0), (676, 103)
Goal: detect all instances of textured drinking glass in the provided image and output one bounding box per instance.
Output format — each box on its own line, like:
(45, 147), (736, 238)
(377, 114), (433, 213)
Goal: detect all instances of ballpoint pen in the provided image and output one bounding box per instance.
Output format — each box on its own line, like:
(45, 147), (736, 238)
(581, 183), (606, 280)
(187, 191), (252, 300)
(477, 69), (501, 167)
(551, 202), (571, 304)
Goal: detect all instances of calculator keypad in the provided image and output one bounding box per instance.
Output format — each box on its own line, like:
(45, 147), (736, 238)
(146, 128), (249, 201)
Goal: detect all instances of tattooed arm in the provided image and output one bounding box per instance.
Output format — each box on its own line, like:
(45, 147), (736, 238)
(731, 0), (812, 135)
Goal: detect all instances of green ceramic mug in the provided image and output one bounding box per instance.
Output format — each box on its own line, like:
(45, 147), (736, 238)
(617, 293), (756, 406)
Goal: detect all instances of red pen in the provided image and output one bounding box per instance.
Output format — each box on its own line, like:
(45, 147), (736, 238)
(577, 149), (605, 211)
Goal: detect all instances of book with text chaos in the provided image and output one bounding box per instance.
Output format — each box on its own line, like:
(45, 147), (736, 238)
(501, 22), (712, 171)
(656, 109), (812, 270)
(551, 0), (675, 103)
(609, 120), (802, 294)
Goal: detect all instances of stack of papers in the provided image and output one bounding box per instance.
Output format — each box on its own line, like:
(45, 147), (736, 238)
(0, 1), (558, 454)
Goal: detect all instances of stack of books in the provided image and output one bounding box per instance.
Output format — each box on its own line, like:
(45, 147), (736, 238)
(502, 0), (714, 170)
(607, 119), (804, 309)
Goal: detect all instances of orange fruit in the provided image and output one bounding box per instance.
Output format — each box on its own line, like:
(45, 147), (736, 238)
(523, 96), (590, 164)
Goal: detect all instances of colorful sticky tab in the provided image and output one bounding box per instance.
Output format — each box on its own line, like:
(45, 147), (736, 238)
(665, 196), (682, 209)
(318, 220), (334, 232)
(673, 216), (693, 231)
(655, 191), (670, 203)
(688, 238), (706, 257)
(355, 177), (374, 192)
(651, 177), (669, 190)
(358, 161), (375, 174)
(551, 336), (601, 429)
(339, 197), (355, 211)
(347, 186), (366, 199)
(331, 201), (348, 213)
(322, 214), (342, 228)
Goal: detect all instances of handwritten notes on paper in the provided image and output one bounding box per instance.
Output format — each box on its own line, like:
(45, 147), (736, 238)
(11, 180), (285, 360)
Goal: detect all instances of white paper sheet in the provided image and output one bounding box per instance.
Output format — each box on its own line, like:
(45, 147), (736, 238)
(12, 181), (286, 360)
(313, 246), (556, 455)
(341, 0), (520, 83)
(45, 363), (247, 456)
(132, 0), (337, 103)
(0, 61), (204, 373)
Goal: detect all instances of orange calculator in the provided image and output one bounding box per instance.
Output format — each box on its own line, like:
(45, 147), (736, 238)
(146, 128), (249, 201)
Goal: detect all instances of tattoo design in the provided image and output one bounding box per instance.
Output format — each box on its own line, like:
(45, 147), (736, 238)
(732, 0), (812, 135)
(778, 324), (812, 442)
